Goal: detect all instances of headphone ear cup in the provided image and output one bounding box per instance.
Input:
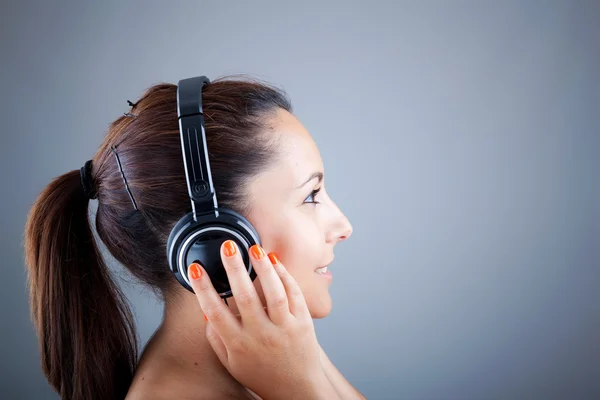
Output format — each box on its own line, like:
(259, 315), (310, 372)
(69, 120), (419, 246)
(183, 233), (251, 294)
(167, 208), (260, 297)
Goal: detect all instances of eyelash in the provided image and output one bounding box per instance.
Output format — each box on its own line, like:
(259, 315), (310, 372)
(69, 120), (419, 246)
(304, 187), (322, 205)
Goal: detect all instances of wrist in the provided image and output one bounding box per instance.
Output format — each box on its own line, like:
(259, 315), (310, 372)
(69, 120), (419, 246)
(303, 371), (341, 400)
(256, 372), (339, 400)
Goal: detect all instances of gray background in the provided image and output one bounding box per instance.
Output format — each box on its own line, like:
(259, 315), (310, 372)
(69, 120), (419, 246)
(2, 1), (599, 399)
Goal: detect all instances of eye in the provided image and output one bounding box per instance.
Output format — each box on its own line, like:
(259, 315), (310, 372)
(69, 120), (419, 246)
(303, 187), (322, 205)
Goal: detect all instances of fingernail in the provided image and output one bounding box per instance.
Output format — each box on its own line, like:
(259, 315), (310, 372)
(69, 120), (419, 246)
(189, 263), (202, 280)
(268, 253), (279, 265)
(250, 244), (265, 259)
(204, 313), (208, 322)
(224, 240), (237, 257)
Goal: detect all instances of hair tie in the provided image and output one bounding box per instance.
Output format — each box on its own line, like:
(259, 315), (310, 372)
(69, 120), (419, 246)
(79, 160), (98, 199)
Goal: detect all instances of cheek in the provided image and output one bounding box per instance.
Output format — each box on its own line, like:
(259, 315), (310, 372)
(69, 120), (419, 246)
(259, 215), (323, 277)
(254, 216), (332, 318)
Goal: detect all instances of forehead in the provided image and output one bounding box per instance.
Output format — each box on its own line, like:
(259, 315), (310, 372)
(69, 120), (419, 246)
(275, 109), (322, 170)
(250, 109), (324, 200)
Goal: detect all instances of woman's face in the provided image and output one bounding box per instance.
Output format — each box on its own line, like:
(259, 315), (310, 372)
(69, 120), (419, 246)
(243, 108), (353, 319)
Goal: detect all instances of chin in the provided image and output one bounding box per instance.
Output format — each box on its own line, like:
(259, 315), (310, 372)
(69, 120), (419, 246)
(308, 293), (332, 319)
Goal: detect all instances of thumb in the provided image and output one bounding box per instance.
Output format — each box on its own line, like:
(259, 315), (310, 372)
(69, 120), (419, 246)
(205, 322), (229, 368)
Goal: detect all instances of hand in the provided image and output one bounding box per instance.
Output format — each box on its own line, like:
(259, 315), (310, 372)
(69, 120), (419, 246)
(188, 240), (339, 400)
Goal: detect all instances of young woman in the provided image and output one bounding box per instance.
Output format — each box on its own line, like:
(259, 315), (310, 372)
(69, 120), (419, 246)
(24, 75), (363, 399)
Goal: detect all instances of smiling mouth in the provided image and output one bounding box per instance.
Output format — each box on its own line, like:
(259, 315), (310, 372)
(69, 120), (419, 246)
(315, 256), (334, 274)
(315, 265), (329, 274)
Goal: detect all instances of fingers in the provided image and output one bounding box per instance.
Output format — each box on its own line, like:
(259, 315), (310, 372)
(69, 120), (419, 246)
(188, 262), (241, 344)
(271, 258), (311, 321)
(221, 240), (270, 325)
(248, 245), (291, 326)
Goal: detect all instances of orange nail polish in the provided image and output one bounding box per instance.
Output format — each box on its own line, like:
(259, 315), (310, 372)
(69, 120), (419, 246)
(224, 240), (237, 257)
(250, 244), (265, 259)
(268, 253), (279, 265)
(204, 313), (208, 322)
(189, 263), (202, 280)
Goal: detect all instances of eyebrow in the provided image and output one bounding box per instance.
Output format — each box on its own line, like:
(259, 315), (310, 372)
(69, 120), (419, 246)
(296, 171), (323, 189)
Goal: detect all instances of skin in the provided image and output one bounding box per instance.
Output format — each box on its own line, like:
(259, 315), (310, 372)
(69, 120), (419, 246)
(126, 108), (354, 399)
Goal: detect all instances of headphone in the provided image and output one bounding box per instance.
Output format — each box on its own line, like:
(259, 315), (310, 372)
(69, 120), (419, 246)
(166, 76), (261, 299)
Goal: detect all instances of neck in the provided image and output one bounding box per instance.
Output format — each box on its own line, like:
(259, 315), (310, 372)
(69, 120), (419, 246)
(132, 289), (252, 398)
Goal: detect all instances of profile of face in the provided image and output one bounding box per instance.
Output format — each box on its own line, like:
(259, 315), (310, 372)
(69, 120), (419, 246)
(241, 108), (353, 319)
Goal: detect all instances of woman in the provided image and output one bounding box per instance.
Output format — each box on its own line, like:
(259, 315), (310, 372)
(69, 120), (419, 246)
(24, 75), (363, 399)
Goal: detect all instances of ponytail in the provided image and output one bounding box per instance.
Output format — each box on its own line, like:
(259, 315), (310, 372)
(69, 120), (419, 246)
(24, 169), (138, 399)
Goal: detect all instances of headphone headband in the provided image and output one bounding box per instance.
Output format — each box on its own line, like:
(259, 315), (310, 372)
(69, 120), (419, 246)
(177, 76), (218, 219)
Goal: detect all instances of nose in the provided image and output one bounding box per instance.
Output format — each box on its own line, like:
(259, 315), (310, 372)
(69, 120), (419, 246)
(337, 222), (352, 243)
(327, 210), (353, 244)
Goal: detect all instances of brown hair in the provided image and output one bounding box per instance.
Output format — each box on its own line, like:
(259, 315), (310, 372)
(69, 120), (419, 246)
(23, 75), (292, 399)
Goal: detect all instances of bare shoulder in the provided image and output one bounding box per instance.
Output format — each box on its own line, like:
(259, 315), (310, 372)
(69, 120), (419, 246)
(125, 384), (239, 400)
(125, 373), (262, 400)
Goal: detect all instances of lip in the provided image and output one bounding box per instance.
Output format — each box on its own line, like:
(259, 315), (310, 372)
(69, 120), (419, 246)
(314, 257), (335, 272)
(315, 258), (334, 281)
(315, 268), (332, 280)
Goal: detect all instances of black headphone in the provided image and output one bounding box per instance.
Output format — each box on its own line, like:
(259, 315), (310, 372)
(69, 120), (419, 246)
(166, 76), (261, 299)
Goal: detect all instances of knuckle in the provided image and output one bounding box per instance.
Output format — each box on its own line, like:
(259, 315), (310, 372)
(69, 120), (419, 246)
(236, 290), (256, 306)
(288, 284), (304, 300)
(203, 304), (224, 321)
(197, 279), (213, 293)
(256, 258), (274, 273)
(270, 294), (288, 309)
(281, 319), (299, 337)
(260, 331), (280, 348)
(230, 336), (249, 353)
(226, 257), (246, 273)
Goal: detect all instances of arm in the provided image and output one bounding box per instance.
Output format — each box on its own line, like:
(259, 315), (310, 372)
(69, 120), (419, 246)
(319, 345), (367, 400)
